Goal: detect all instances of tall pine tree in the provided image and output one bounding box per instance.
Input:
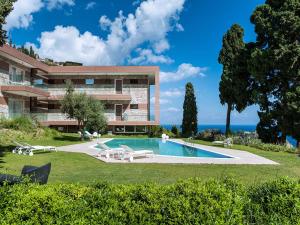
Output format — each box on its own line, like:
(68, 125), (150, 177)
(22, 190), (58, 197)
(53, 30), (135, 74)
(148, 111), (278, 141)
(182, 82), (198, 137)
(0, 0), (14, 46)
(249, 0), (300, 144)
(218, 24), (253, 136)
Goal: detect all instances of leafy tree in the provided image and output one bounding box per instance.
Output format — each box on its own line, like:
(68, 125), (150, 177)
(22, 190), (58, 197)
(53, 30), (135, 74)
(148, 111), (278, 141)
(218, 24), (253, 136)
(182, 82), (197, 137)
(85, 98), (107, 133)
(61, 81), (107, 132)
(0, 0), (14, 46)
(287, 86), (300, 148)
(249, 0), (300, 143)
(171, 125), (179, 137)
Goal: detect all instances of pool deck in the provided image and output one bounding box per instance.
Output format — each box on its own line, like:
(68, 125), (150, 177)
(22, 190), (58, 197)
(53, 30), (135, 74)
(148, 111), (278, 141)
(56, 138), (278, 165)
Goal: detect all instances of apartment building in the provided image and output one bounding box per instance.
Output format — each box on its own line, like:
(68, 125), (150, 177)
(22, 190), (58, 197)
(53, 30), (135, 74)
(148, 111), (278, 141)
(0, 45), (159, 133)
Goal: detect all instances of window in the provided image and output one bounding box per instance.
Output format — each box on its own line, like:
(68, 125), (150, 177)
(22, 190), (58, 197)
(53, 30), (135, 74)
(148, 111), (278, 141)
(85, 79), (94, 85)
(130, 79), (138, 84)
(136, 126), (147, 133)
(115, 126), (125, 133)
(125, 126), (135, 133)
(130, 104), (138, 109)
(33, 79), (43, 85)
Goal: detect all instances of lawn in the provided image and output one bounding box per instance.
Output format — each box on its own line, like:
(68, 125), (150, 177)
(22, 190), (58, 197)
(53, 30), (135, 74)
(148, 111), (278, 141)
(0, 134), (299, 185)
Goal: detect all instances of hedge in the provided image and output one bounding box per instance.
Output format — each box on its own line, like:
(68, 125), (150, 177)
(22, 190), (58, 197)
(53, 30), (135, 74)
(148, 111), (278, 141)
(0, 178), (299, 224)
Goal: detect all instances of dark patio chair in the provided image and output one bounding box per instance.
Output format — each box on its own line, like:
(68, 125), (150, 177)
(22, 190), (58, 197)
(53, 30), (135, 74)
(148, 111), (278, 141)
(0, 163), (51, 186)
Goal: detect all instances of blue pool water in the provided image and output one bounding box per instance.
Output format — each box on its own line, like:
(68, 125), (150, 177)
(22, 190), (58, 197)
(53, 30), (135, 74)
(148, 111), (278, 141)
(103, 139), (231, 158)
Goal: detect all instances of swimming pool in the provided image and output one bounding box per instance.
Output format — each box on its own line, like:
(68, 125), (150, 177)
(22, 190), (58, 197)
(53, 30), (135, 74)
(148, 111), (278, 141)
(101, 139), (232, 158)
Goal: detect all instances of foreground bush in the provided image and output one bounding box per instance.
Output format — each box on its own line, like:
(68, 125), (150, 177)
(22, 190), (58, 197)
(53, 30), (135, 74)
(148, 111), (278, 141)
(0, 178), (299, 224)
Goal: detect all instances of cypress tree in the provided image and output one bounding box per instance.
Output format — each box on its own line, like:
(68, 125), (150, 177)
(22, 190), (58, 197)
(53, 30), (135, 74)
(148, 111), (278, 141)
(182, 82), (198, 137)
(218, 24), (253, 136)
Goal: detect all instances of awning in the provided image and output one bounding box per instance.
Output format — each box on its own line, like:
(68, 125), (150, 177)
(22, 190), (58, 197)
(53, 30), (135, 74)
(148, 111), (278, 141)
(0, 85), (50, 97)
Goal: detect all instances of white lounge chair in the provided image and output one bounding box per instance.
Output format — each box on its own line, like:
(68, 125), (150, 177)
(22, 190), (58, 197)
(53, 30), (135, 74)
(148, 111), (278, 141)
(85, 131), (93, 139)
(97, 142), (123, 159)
(120, 145), (154, 162)
(212, 138), (233, 147)
(23, 144), (57, 156)
(12, 141), (31, 154)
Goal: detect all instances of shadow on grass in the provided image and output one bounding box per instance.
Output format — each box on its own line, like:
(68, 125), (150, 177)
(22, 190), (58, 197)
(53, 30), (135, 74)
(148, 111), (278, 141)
(53, 135), (81, 142)
(0, 145), (15, 168)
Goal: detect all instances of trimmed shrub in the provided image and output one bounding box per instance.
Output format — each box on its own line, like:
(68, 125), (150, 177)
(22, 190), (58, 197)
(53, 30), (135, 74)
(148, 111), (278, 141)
(0, 116), (37, 132)
(148, 125), (163, 137)
(245, 178), (300, 225)
(0, 178), (299, 224)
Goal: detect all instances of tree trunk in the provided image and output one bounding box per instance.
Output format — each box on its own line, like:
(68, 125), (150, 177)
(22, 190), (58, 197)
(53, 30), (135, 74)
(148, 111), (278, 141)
(225, 103), (232, 137)
(281, 131), (287, 144)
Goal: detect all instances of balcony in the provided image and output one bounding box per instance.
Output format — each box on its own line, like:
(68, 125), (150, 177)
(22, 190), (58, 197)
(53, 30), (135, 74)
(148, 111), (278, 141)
(1, 80), (50, 97)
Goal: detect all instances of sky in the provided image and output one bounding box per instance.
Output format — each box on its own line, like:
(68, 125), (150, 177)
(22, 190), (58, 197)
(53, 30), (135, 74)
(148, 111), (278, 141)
(4, 0), (265, 125)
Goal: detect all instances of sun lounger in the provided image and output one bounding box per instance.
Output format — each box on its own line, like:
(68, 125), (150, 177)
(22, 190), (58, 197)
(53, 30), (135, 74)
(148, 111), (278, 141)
(12, 141), (31, 154)
(0, 163), (51, 186)
(120, 145), (154, 162)
(23, 144), (57, 156)
(97, 142), (123, 159)
(212, 138), (233, 147)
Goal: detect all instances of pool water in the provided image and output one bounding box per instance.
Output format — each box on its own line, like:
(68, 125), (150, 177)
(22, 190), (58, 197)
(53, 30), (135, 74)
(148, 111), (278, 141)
(103, 139), (231, 158)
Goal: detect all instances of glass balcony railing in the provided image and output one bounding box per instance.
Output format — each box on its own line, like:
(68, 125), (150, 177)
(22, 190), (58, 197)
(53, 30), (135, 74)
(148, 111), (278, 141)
(8, 112), (48, 121)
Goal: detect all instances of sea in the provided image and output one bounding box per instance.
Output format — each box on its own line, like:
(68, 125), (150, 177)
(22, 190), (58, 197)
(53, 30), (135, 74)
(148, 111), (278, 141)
(161, 124), (297, 147)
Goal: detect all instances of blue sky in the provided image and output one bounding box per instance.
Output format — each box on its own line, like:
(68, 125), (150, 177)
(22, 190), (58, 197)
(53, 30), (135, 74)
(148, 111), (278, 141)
(5, 0), (265, 125)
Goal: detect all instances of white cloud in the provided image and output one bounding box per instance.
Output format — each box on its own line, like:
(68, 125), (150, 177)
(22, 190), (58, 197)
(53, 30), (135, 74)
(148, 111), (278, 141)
(4, 0), (75, 31)
(161, 88), (183, 97)
(153, 39), (170, 53)
(164, 107), (181, 112)
(4, 0), (44, 31)
(46, 0), (75, 10)
(129, 48), (173, 64)
(85, 1), (96, 10)
(160, 63), (207, 83)
(151, 97), (170, 104)
(29, 0), (185, 65)
(32, 26), (109, 65)
(99, 15), (112, 31)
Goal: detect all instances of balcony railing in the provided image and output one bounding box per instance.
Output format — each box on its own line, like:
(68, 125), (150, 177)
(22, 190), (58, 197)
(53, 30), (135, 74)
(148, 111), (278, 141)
(8, 112), (48, 121)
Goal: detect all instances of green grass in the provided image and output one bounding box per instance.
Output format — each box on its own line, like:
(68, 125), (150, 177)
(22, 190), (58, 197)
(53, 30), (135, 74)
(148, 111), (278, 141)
(25, 132), (84, 147)
(0, 134), (299, 185)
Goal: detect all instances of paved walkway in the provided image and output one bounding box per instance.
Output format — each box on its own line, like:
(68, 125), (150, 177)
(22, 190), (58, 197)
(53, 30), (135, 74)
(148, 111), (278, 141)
(57, 138), (278, 165)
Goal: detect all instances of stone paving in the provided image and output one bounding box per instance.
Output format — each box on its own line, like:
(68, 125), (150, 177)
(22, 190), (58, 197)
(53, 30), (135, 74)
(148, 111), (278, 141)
(56, 138), (278, 165)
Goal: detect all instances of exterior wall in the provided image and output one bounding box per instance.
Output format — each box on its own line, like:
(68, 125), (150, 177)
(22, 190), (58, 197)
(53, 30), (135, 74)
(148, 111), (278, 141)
(0, 60), (10, 117)
(43, 77), (150, 123)
(0, 57), (158, 128)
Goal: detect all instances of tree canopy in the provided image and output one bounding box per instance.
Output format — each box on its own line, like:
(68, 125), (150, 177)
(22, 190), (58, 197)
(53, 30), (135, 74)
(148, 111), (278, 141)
(218, 24), (253, 135)
(0, 0), (14, 46)
(249, 0), (300, 144)
(61, 81), (107, 133)
(182, 82), (198, 137)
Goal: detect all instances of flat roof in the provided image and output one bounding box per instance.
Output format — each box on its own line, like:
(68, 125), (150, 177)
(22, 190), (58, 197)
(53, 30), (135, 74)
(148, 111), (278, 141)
(0, 45), (159, 75)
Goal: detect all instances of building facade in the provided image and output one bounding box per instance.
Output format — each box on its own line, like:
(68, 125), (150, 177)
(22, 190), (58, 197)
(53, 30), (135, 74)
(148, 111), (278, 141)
(0, 45), (159, 133)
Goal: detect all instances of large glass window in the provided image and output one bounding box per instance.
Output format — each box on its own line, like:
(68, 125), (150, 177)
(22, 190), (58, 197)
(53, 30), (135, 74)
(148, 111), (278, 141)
(130, 104), (138, 109)
(33, 79), (43, 85)
(115, 126), (125, 133)
(125, 126), (135, 133)
(136, 126), (147, 133)
(10, 67), (23, 83)
(85, 79), (94, 85)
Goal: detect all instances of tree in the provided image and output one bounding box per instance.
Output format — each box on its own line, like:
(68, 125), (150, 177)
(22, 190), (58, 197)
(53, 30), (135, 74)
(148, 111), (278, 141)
(287, 86), (300, 148)
(249, 0), (300, 144)
(218, 24), (253, 136)
(0, 0), (14, 46)
(61, 81), (107, 132)
(171, 125), (179, 137)
(182, 82), (197, 137)
(85, 97), (107, 133)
